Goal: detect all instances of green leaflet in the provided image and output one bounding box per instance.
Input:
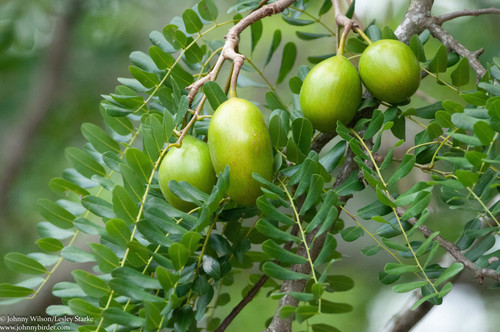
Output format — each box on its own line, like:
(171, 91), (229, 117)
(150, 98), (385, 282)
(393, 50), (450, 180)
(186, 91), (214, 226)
(4, 253), (48, 275)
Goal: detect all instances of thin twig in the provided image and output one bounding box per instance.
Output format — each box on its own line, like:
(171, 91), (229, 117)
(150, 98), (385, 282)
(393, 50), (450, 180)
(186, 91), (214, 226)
(382, 288), (435, 332)
(332, 0), (357, 30)
(426, 21), (486, 81)
(215, 275), (269, 332)
(266, 148), (358, 332)
(186, 0), (297, 101)
(397, 207), (500, 284)
(332, 0), (359, 55)
(436, 7), (500, 25)
(216, 225), (299, 332)
(394, 0), (496, 81)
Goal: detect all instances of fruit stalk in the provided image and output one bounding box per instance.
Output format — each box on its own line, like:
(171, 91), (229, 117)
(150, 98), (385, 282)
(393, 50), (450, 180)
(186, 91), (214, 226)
(187, 0), (297, 102)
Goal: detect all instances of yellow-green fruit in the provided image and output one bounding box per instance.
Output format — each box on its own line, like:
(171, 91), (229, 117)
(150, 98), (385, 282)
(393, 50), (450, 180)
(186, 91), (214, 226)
(300, 55), (362, 132)
(158, 135), (216, 211)
(208, 98), (273, 206)
(359, 39), (421, 104)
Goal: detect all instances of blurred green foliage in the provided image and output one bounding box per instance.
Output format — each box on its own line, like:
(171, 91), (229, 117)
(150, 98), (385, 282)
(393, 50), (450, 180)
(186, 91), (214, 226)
(0, 0), (200, 276)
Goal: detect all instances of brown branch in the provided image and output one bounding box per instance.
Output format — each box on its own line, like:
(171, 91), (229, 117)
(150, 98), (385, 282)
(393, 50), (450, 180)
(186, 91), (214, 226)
(397, 207), (500, 284)
(393, 1), (497, 81)
(436, 7), (500, 25)
(215, 274), (269, 332)
(383, 291), (435, 332)
(384, 261), (466, 332)
(186, 0), (297, 101)
(332, 0), (360, 54)
(264, 111), (374, 331)
(332, 0), (357, 30)
(394, 0), (434, 43)
(0, 0), (83, 214)
(426, 21), (486, 81)
(216, 225), (299, 332)
(266, 231), (327, 331)
(310, 132), (336, 153)
(187, 55), (225, 103)
(266, 147), (358, 332)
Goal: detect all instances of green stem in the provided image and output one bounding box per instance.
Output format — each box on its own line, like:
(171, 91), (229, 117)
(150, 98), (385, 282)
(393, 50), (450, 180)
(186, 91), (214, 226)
(478, 132), (498, 174)
(466, 187), (500, 227)
(408, 116), (455, 143)
(406, 140), (441, 154)
(229, 87), (237, 98)
(289, 6), (336, 35)
(340, 206), (427, 283)
(133, 20), (236, 115)
(413, 163), (453, 177)
(196, 218), (217, 272)
(29, 129), (141, 300)
(245, 57), (288, 110)
(196, 46), (224, 79)
(350, 129), (439, 294)
(338, 31), (346, 55)
(420, 66), (459, 92)
(429, 129), (457, 169)
(354, 27), (372, 45)
(279, 178), (318, 283)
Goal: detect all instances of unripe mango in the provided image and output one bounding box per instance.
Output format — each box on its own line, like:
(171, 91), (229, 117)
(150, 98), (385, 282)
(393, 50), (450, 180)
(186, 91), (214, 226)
(208, 98), (273, 206)
(359, 39), (421, 104)
(300, 55), (362, 132)
(158, 135), (216, 211)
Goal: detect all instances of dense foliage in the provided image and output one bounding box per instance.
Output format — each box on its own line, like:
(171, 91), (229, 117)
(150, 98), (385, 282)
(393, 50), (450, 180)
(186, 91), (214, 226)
(1, 0), (499, 331)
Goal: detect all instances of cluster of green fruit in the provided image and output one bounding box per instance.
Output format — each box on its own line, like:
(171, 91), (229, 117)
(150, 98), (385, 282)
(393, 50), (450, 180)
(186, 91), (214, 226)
(159, 98), (273, 210)
(159, 39), (421, 210)
(301, 39), (421, 132)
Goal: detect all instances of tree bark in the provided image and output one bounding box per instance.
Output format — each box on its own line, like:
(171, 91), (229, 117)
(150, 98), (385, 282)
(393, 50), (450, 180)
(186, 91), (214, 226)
(394, 0), (434, 43)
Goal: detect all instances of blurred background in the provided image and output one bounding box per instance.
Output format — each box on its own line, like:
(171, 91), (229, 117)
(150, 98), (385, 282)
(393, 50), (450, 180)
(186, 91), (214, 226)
(0, 0), (498, 330)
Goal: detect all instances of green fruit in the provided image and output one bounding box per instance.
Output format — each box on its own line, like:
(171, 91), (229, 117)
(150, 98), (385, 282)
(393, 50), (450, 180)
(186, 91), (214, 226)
(208, 97), (273, 206)
(158, 135), (216, 211)
(300, 55), (362, 132)
(359, 39), (421, 104)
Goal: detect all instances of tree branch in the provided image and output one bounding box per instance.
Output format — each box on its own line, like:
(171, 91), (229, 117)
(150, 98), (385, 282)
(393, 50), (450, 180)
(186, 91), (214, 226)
(394, 0), (434, 43)
(382, 290), (435, 332)
(332, 0), (357, 30)
(379, 206), (499, 331)
(393, 0), (498, 81)
(215, 274), (269, 332)
(216, 225), (299, 332)
(426, 21), (486, 80)
(186, 0), (297, 101)
(266, 147), (358, 332)
(397, 207), (500, 284)
(436, 7), (500, 25)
